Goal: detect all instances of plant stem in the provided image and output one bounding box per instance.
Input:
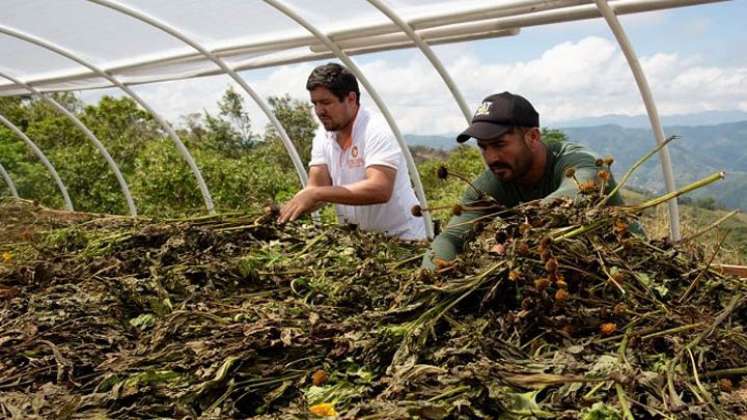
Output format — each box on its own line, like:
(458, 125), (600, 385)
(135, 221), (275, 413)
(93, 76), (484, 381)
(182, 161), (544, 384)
(448, 170), (488, 199)
(552, 219), (605, 241)
(615, 383), (635, 420)
(597, 135), (677, 208)
(640, 322), (705, 341)
(582, 380), (607, 401)
(635, 172), (725, 212)
(702, 366), (747, 378)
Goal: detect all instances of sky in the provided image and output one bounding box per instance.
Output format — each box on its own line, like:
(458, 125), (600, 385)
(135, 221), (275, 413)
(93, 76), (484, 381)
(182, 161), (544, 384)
(58, 0), (747, 135)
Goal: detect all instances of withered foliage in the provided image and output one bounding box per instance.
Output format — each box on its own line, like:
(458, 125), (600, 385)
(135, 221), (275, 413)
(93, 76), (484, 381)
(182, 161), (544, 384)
(1, 170), (746, 419)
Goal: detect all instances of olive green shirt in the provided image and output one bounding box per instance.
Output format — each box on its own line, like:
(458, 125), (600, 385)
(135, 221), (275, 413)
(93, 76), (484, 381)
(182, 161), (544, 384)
(424, 142), (625, 268)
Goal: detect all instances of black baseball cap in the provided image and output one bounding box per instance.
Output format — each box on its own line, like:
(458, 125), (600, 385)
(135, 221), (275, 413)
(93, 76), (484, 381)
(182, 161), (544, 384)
(457, 92), (539, 143)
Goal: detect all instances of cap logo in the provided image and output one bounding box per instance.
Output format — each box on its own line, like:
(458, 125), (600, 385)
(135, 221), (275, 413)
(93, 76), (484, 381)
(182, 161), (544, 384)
(474, 101), (492, 117)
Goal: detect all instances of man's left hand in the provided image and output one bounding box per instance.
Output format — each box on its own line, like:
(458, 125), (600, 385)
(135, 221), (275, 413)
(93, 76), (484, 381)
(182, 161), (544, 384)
(278, 187), (320, 223)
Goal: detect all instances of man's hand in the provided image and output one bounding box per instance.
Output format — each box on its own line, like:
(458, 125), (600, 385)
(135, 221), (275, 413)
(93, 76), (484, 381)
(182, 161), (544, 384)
(278, 187), (319, 223)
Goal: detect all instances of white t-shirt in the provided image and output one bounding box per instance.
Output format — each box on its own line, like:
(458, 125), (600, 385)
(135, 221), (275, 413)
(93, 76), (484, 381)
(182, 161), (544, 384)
(308, 107), (427, 240)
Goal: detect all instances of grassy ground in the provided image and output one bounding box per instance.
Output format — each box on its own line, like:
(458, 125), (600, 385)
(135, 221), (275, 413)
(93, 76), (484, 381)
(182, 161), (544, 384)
(618, 189), (746, 265)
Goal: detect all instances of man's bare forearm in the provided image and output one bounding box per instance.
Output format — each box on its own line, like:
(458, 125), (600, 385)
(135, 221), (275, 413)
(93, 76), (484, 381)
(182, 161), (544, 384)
(312, 180), (391, 206)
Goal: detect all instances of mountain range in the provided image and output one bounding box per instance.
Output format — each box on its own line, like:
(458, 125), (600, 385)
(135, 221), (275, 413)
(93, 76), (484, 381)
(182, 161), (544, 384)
(552, 110), (747, 129)
(405, 118), (747, 211)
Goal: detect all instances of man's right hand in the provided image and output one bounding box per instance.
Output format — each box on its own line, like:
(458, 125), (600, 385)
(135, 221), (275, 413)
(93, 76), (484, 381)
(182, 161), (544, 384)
(278, 187), (320, 223)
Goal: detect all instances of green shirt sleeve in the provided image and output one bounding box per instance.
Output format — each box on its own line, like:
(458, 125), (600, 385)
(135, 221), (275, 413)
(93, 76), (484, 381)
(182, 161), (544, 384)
(423, 169), (504, 269)
(545, 145), (624, 206)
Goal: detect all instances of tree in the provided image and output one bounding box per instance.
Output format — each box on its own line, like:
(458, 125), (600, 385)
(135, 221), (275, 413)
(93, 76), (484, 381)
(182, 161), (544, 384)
(263, 95), (317, 164)
(541, 127), (568, 146)
(218, 87), (255, 146)
(193, 87), (259, 156)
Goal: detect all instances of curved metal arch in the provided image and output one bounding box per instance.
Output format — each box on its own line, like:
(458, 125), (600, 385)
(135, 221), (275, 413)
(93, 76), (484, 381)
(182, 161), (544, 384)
(264, 0), (434, 238)
(0, 24), (215, 214)
(367, 0), (472, 123)
(0, 70), (137, 216)
(594, 0), (681, 241)
(0, 113), (73, 210)
(86, 0), (309, 190)
(0, 161), (19, 198)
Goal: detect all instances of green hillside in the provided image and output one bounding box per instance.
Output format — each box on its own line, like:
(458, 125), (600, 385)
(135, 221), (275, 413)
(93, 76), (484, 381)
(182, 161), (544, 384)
(560, 122), (747, 210)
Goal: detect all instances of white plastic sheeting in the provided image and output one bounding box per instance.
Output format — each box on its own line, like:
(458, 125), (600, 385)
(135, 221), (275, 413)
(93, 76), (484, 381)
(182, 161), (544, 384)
(0, 0), (725, 95)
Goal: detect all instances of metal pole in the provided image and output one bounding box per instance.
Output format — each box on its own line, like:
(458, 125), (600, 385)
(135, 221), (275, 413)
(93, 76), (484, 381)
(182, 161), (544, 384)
(0, 71), (137, 216)
(0, 113), (73, 210)
(594, 0), (681, 240)
(367, 0), (472, 122)
(0, 24), (216, 214)
(264, 0), (434, 238)
(0, 162), (19, 198)
(87, 0), (309, 190)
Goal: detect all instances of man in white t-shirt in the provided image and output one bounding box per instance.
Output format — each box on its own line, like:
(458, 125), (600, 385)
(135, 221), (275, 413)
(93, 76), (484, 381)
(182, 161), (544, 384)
(278, 63), (426, 240)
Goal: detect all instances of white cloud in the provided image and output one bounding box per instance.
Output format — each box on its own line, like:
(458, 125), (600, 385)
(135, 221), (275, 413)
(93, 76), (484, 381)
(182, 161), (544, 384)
(111, 36), (747, 135)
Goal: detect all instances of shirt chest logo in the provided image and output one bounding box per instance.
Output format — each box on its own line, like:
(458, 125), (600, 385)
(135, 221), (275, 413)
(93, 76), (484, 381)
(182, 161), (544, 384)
(347, 145), (364, 168)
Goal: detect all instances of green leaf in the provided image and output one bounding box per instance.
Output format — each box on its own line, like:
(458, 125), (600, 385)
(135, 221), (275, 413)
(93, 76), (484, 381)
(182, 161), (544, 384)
(128, 313), (155, 330)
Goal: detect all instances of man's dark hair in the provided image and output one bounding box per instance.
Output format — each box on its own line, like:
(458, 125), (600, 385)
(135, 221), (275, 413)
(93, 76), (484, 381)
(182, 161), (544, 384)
(306, 63), (360, 104)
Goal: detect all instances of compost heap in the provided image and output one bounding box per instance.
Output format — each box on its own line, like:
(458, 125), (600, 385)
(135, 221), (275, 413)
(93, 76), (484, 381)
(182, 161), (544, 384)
(1, 169), (746, 419)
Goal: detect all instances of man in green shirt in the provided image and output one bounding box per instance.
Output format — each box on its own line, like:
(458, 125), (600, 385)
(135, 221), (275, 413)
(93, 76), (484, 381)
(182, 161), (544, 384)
(424, 92), (624, 268)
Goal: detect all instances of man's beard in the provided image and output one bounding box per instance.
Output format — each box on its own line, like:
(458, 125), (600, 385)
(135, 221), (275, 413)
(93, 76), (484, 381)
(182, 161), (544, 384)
(322, 120), (343, 131)
(319, 114), (350, 132)
(489, 147), (533, 182)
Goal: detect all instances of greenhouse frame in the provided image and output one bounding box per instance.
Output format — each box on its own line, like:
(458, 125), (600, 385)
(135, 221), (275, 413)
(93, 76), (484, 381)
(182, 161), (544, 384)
(0, 0), (733, 240)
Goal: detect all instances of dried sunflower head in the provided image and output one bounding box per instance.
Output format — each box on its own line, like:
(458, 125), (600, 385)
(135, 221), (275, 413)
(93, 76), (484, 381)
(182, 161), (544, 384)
(544, 258), (559, 273)
(579, 180), (597, 193)
(612, 271), (625, 284)
(600, 322), (617, 336)
(437, 165), (449, 180)
(452, 204), (463, 216)
(264, 203), (280, 216)
(555, 288), (570, 302)
(411, 205), (422, 217)
(719, 378), (733, 392)
(613, 303), (627, 316)
(613, 219), (628, 235)
(539, 236), (552, 251)
(312, 369), (329, 386)
(534, 277), (551, 291)
(516, 241), (530, 257)
(433, 258), (453, 269)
